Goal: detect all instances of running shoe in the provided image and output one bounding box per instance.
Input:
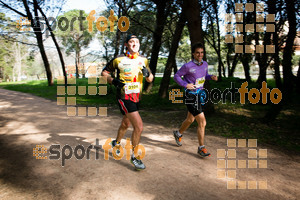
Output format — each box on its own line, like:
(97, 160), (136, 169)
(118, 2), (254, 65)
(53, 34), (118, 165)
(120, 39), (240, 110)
(111, 140), (121, 156)
(173, 131), (182, 146)
(130, 156), (146, 170)
(197, 147), (211, 157)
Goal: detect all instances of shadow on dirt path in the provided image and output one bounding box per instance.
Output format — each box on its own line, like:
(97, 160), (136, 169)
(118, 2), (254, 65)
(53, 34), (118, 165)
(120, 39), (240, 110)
(0, 88), (299, 200)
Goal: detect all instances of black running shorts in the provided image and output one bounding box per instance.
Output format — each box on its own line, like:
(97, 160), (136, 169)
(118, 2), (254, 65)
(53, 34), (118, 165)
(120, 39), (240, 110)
(184, 90), (203, 116)
(117, 99), (139, 115)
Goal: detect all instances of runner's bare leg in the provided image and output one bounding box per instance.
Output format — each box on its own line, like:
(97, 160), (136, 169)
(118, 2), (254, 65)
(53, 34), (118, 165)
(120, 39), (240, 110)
(116, 115), (131, 142)
(179, 112), (195, 134)
(125, 111), (143, 149)
(195, 112), (206, 146)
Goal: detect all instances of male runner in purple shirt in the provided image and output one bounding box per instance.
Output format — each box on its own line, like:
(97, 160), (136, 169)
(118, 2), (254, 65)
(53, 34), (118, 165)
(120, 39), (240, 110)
(173, 43), (217, 157)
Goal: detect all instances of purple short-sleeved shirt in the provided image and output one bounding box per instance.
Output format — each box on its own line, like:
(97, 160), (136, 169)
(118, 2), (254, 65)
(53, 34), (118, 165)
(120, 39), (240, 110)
(174, 60), (212, 89)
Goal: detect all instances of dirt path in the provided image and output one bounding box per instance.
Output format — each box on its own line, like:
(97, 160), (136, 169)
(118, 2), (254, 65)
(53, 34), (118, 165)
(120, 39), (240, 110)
(0, 88), (299, 200)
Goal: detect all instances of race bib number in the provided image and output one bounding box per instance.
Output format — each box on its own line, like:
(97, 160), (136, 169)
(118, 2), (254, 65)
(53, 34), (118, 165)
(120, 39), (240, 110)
(195, 77), (205, 88)
(125, 82), (140, 94)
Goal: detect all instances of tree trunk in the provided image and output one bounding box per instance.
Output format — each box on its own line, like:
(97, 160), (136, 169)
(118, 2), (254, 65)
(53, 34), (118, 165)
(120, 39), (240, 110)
(256, 0), (272, 85)
(222, 61), (226, 78)
(228, 53), (238, 77)
(82, 63), (85, 78)
(282, 0), (297, 96)
(32, 0), (53, 86)
(104, 43), (110, 63)
(184, 0), (204, 48)
(240, 54), (251, 81)
(217, 54), (222, 79)
(257, 61), (267, 84)
(263, 0), (297, 123)
(273, 31), (282, 89)
(121, 34), (125, 54)
(238, 0), (254, 83)
(75, 50), (80, 79)
(22, 0), (53, 86)
(297, 59), (300, 93)
(173, 62), (178, 74)
(268, 0), (282, 89)
(37, 2), (67, 85)
(226, 50), (231, 77)
(144, 0), (170, 92)
(14, 42), (22, 82)
(36, 35), (52, 85)
(158, 9), (186, 98)
(226, 43), (234, 77)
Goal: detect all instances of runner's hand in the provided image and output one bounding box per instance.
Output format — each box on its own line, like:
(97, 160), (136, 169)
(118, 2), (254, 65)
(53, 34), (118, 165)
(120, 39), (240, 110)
(112, 78), (125, 89)
(186, 83), (196, 90)
(211, 75), (218, 81)
(142, 67), (150, 77)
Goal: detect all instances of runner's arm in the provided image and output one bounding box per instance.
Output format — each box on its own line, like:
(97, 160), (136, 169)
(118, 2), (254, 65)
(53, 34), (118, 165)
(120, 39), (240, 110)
(101, 69), (125, 88)
(146, 73), (153, 83)
(205, 70), (217, 81)
(101, 70), (113, 84)
(101, 58), (117, 84)
(143, 59), (153, 83)
(174, 64), (189, 88)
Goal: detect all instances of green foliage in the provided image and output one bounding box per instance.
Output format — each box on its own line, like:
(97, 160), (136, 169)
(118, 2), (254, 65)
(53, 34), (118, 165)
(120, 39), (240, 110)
(292, 55), (300, 68)
(25, 59), (45, 79)
(0, 41), (13, 80)
(176, 27), (191, 64)
(0, 13), (12, 80)
(127, 8), (156, 57)
(0, 12), (44, 82)
(156, 57), (168, 73)
(205, 43), (218, 66)
(0, 13), (16, 81)
(55, 10), (95, 55)
(97, 9), (119, 62)
(100, 0), (156, 58)
(160, 2), (182, 56)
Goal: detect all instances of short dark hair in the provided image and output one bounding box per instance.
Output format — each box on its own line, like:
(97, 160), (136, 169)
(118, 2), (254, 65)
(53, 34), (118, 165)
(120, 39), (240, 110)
(192, 43), (204, 53)
(125, 34), (138, 43)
